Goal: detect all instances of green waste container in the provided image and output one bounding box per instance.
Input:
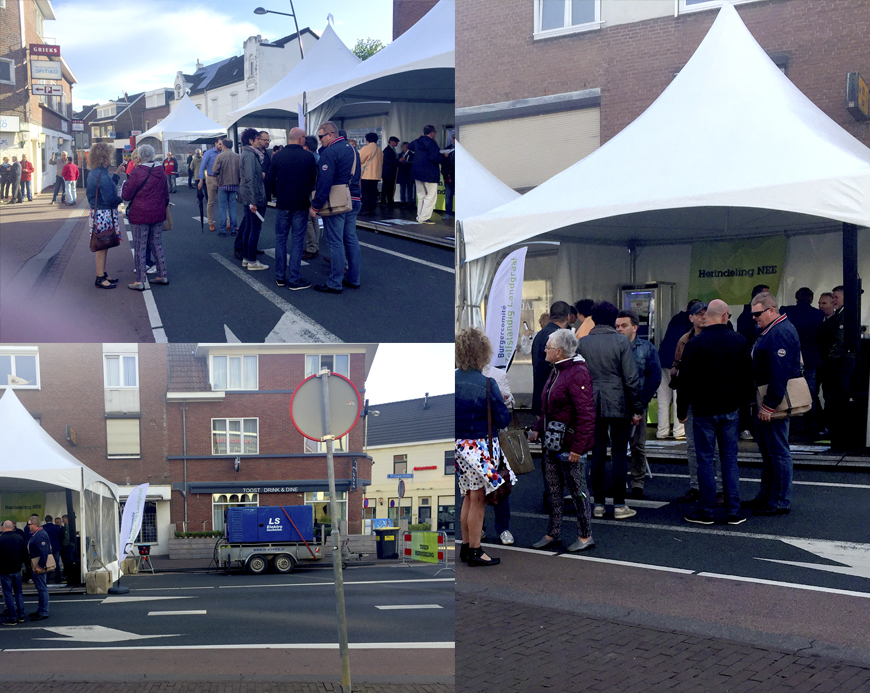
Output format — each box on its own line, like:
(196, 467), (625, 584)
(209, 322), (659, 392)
(374, 527), (398, 559)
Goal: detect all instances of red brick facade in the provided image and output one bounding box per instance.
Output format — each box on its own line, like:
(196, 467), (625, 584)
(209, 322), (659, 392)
(457, 0), (870, 147)
(392, 0), (439, 40)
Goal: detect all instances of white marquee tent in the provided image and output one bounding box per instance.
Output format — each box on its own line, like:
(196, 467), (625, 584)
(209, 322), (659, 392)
(137, 94), (225, 143)
(459, 3), (870, 328)
(0, 388), (121, 582)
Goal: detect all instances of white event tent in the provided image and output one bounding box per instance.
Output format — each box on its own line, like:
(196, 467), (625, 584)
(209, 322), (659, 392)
(0, 388), (121, 583)
(137, 94), (225, 153)
(459, 3), (870, 326)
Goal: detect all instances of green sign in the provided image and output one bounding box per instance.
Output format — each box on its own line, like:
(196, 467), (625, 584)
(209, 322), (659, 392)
(409, 531), (440, 564)
(1, 492), (46, 524)
(688, 236), (786, 305)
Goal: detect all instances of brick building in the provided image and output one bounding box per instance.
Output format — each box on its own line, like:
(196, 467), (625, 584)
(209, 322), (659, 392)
(0, 343), (378, 556)
(1, 0), (79, 192)
(392, 0), (440, 40)
(457, 0), (870, 192)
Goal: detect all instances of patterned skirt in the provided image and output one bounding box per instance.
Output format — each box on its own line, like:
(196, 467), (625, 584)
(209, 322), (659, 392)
(455, 437), (518, 496)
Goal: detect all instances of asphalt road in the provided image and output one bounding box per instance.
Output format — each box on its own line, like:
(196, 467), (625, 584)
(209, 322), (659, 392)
(143, 187), (454, 342)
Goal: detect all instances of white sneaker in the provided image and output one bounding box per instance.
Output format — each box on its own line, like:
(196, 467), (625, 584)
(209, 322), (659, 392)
(499, 530), (514, 546)
(613, 505), (637, 520)
(242, 259), (249, 267)
(740, 430), (754, 441)
(146, 265), (157, 275)
(593, 505), (605, 518)
(247, 261), (268, 271)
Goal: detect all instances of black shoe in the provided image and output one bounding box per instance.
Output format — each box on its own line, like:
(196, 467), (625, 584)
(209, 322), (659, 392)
(630, 487), (644, 500)
(257, 249), (265, 255)
(675, 488), (700, 503)
(716, 491), (725, 506)
(234, 250), (243, 260)
(531, 536), (561, 550)
(740, 497), (767, 510)
(17, 616), (25, 623)
(754, 506), (790, 516)
(726, 512), (748, 525)
(287, 279), (312, 291)
(2, 619), (17, 627)
(341, 279), (360, 289)
(459, 543), (469, 563)
(467, 547), (500, 567)
(684, 510), (714, 525)
(302, 250), (318, 260)
(30, 614), (48, 621)
(313, 284), (342, 294)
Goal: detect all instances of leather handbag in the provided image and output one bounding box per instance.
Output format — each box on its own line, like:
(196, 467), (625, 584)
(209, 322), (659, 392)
(163, 203), (173, 231)
(312, 148), (356, 216)
(485, 378), (512, 507)
(498, 429), (535, 475)
(31, 552), (56, 575)
(88, 172), (121, 253)
(756, 377), (812, 419)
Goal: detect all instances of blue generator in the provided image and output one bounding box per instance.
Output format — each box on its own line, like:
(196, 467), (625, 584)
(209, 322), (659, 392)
(226, 506), (314, 543)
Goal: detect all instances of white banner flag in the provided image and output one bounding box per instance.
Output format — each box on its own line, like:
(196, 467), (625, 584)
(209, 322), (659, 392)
(485, 247), (527, 369)
(119, 483), (149, 559)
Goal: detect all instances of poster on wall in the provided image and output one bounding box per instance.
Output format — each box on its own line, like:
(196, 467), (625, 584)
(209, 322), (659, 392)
(687, 236), (786, 305)
(1, 492), (46, 524)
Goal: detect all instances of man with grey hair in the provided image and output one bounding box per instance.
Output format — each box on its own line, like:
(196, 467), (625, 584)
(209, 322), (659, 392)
(26, 515), (51, 620)
(49, 151), (68, 204)
(212, 138), (240, 237)
(8, 156), (21, 204)
(0, 520), (29, 625)
(678, 299), (754, 525)
(744, 292), (801, 515)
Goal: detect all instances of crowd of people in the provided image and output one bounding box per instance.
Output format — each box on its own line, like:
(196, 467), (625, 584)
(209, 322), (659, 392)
(0, 515), (75, 625)
(455, 283), (854, 566)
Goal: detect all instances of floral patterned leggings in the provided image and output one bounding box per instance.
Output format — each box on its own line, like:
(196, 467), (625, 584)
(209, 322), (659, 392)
(132, 222), (166, 282)
(543, 451), (592, 540)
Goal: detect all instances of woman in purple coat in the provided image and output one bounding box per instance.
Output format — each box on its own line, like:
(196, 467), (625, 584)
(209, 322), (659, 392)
(528, 329), (597, 552)
(121, 143), (170, 290)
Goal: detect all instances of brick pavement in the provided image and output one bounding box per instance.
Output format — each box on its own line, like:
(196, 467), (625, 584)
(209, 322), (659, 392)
(4, 685), (453, 693)
(456, 592), (870, 692)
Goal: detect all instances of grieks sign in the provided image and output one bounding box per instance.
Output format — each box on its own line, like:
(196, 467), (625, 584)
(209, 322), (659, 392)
(30, 44), (60, 56)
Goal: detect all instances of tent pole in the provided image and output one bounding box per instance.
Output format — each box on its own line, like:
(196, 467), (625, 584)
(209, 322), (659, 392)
(842, 223), (863, 448)
(65, 488), (78, 585)
(456, 221), (466, 331)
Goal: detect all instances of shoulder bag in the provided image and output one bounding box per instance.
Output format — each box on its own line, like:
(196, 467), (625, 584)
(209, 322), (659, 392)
(756, 378), (812, 419)
(485, 378), (512, 506)
(498, 428), (535, 475)
(88, 172), (121, 253)
(312, 147), (356, 216)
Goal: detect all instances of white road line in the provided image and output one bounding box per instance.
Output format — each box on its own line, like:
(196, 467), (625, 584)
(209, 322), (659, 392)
(358, 241), (454, 273)
(375, 604), (443, 610)
(511, 511), (870, 549)
(2, 641), (456, 653)
(211, 253), (341, 342)
(128, 587), (216, 592)
(263, 248), (309, 266)
(478, 543), (558, 557)
(558, 554), (695, 574)
(219, 577), (455, 589)
(120, 215), (166, 342)
(148, 610), (207, 616)
(697, 572), (870, 599)
(654, 472), (870, 490)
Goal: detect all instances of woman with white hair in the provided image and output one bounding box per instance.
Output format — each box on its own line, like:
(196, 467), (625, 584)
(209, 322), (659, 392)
(121, 143), (170, 290)
(528, 329), (597, 552)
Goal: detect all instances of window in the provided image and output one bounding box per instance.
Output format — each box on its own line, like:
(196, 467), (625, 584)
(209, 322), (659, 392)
(418, 498), (432, 525)
(211, 355), (257, 390)
(0, 349), (39, 388)
(393, 454), (407, 475)
(98, 105), (116, 119)
(534, 0), (601, 39)
(680, 0), (761, 12)
(388, 501), (411, 523)
(104, 354), (138, 388)
(0, 57), (14, 85)
(106, 418), (141, 458)
(212, 493), (258, 534)
(305, 491), (346, 524)
(92, 126), (99, 138)
(437, 496), (456, 533)
(304, 434), (347, 454)
(144, 120), (149, 131)
(305, 354), (350, 378)
(444, 450), (455, 476)
(120, 501), (157, 543)
(35, 3), (44, 38)
(212, 417), (258, 455)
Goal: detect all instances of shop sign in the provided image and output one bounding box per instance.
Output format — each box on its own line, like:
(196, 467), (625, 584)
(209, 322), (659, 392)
(413, 466), (437, 471)
(72, 120), (84, 132)
(30, 44), (60, 56)
(32, 84), (63, 96)
(846, 72), (869, 121)
(241, 486), (299, 494)
(31, 60), (61, 80)
(0, 114), (21, 132)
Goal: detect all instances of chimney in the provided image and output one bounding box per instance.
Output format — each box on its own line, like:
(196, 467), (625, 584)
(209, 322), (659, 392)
(423, 392), (429, 410)
(195, 58), (203, 70)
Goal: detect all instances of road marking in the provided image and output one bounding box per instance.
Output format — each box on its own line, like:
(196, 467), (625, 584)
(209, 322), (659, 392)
(263, 248), (309, 266)
(697, 573), (870, 599)
(211, 253), (341, 343)
(375, 604), (443, 610)
(120, 214), (166, 342)
(224, 324), (241, 342)
(755, 537), (870, 579)
(219, 577), (455, 589)
(358, 241), (454, 273)
(127, 586), (216, 592)
(654, 472), (870, 490)
(558, 554), (696, 573)
(101, 596), (195, 604)
(3, 641), (455, 652)
(25, 626), (180, 643)
(477, 543), (559, 557)
(148, 610), (207, 616)
(571, 496), (669, 509)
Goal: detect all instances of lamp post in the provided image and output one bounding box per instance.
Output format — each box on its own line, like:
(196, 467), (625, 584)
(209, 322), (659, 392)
(254, 2), (307, 133)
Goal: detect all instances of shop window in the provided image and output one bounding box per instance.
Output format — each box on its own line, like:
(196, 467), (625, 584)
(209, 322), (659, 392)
(212, 492), (258, 534)
(212, 418), (258, 455)
(0, 349), (39, 388)
(119, 501), (157, 544)
(444, 451), (455, 475)
(534, 0), (601, 40)
(211, 355), (258, 390)
(305, 491), (347, 525)
(393, 454), (407, 474)
(437, 496), (455, 534)
(106, 418), (141, 458)
(388, 502), (411, 522)
(419, 498), (432, 525)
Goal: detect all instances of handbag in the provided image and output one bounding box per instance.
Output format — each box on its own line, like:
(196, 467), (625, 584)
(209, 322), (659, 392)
(31, 552), (57, 575)
(756, 377), (812, 419)
(484, 378), (512, 507)
(163, 203), (173, 231)
(498, 429), (535, 475)
(544, 420), (571, 452)
(89, 172), (121, 253)
(312, 146), (356, 216)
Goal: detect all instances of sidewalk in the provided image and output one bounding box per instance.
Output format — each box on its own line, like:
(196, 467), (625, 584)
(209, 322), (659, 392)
(457, 592), (870, 692)
(0, 191), (153, 341)
(5, 683), (453, 692)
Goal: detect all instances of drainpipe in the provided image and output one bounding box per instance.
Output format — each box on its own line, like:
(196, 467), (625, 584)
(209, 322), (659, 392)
(182, 400), (188, 529)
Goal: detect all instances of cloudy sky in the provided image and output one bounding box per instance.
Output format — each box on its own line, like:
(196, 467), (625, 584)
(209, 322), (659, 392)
(364, 344), (454, 406)
(50, 0), (393, 110)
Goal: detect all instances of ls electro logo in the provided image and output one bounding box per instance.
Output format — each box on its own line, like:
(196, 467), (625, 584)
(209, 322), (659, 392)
(266, 517), (282, 531)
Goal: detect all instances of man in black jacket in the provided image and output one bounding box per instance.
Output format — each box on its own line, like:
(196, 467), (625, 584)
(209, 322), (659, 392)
(26, 516), (51, 620)
(409, 124), (442, 224)
(781, 287), (824, 439)
(267, 127), (317, 291)
(0, 521), (29, 625)
(656, 300), (698, 439)
(678, 299), (754, 526)
(42, 516), (63, 584)
(380, 136), (399, 208)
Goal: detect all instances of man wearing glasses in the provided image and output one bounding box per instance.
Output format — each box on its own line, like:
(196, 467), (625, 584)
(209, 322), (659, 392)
(743, 292), (801, 516)
(26, 516), (51, 620)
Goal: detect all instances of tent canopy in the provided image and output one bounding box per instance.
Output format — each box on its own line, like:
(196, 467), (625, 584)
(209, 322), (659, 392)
(137, 94), (225, 142)
(457, 141), (520, 221)
(0, 388), (119, 498)
(462, 3), (870, 263)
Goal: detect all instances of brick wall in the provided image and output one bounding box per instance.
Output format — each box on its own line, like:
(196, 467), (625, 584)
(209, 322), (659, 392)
(457, 0), (870, 147)
(0, 0), (27, 121)
(393, 0), (439, 40)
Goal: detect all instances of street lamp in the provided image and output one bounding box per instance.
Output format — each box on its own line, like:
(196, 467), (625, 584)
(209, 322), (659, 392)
(254, 2), (305, 62)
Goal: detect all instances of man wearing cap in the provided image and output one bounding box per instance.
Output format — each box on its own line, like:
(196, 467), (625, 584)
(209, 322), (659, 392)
(677, 299), (754, 525)
(743, 292), (801, 515)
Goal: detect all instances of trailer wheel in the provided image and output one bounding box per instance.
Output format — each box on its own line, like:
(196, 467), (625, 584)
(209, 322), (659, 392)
(273, 554), (295, 574)
(245, 555), (269, 575)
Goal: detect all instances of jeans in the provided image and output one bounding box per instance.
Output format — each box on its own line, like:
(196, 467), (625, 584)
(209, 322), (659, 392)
(242, 206), (263, 262)
(275, 209), (308, 283)
(65, 180), (77, 204)
(218, 188), (238, 234)
(756, 417), (793, 509)
(361, 179), (378, 213)
(687, 406), (722, 492)
(51, 174), (65, 202)
(591, 416), (632, 507)
(444, 181), (454, 214)
(22, 179), (32, 200)
(32, 570), (49, 616)
(321, 199), (361, 289)
(51, 550), (62, 583)
(692, 410), (740, 516)
(0, 572), (24, 620)
(400, 180), (414, 206)
(168, 174), (177, 193)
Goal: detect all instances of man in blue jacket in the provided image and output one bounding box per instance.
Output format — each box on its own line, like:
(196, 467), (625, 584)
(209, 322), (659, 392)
(616, 310), (662, 499)
(42, 516), (63, 584)
(408, 124), (442, 224)
(26, 516), (51, 620)
(310, 121), (361, 293)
